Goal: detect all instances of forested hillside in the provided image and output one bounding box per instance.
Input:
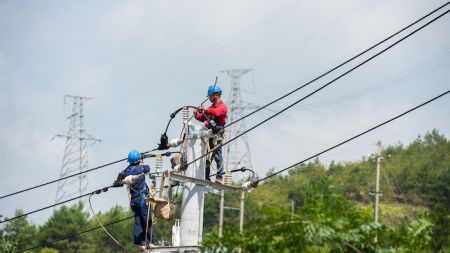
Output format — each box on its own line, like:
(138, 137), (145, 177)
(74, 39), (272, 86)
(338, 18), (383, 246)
(202, 130), (449, 252)
(1, 130), (448, 253)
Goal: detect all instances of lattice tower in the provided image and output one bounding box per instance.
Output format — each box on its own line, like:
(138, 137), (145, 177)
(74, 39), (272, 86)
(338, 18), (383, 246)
(222, 69), (254, 180)
(55, 95), (100, 204)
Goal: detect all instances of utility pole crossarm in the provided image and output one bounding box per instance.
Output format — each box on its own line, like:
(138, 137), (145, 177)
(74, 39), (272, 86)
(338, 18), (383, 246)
(55, 134), (101, 142)
(170, 173), (241, 192)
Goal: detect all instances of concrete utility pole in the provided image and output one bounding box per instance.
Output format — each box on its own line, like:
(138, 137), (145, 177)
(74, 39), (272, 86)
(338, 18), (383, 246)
(219, 190), (225, 237)
(374, 141), (382, 243)
(220, 191), (245, 236)
(291, 199), (295, 221)
(219, 172), (235, 237)
(55, 95), (100, 204)
(151, 114), (242, 253)
(180, 125), (206, 247)
(170, 124), (241, 252)
(239, 191), (245, 233)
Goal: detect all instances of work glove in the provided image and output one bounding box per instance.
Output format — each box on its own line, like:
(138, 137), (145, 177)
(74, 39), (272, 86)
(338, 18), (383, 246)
(122, 175), (142, 185)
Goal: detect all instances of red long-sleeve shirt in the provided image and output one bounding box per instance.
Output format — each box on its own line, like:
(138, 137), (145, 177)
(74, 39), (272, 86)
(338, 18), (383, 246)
(194, 99), (228, 128)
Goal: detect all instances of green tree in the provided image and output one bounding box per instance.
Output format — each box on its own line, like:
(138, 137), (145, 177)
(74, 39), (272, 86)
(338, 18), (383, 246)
(0, 210), (37, 252)
(38, 203), (94, 252)
(88, 205), (136, 253)
(0, 237), (16, 253)
(202, 177), (383, 253)
(37, 248), (59, 253)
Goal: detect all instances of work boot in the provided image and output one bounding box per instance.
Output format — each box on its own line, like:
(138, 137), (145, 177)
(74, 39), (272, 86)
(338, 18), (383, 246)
(215, 177), (223, 184)
(145, 243), (157, 249)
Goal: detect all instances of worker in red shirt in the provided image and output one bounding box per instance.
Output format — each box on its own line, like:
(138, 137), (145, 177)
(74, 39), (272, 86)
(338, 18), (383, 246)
(194, 85), (228, 182)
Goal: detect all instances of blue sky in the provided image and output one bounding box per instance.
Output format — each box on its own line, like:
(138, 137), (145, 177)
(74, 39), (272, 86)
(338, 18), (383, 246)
(0, 0), (449, 225)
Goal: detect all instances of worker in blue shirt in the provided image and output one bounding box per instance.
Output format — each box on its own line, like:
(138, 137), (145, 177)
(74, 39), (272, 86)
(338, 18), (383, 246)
(115, 149), (155, 250)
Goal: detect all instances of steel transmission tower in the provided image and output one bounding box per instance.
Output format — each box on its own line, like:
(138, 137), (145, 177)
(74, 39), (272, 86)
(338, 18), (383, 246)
(222, 69), (255, 178)
(55, 95), (100, 204)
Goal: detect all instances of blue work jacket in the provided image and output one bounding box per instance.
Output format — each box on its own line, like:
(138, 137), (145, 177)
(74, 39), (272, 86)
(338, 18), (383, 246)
(126, 164), (150, 205)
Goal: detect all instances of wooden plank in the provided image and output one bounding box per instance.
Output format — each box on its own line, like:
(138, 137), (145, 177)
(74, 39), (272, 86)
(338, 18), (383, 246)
(170, 173), (241, 192)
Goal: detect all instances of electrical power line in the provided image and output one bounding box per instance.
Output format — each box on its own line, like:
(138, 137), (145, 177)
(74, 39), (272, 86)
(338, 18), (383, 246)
(247, 0), (374, 69)
(3, 3), (448, 249)
(88, 194), (130, 252)
(3, 2), (447, 202)
(85, 1), (301, 114)
(0, 148), (158, 200)
(16, 90), (449, 252)
(17, 216), (133, 253)
(187, 7), (450, 167)
(291, 47), (450, 111)
(1, 168), (167, 224)
(0, 158), (122, 200)
(224, 1), (450, 130)
(258, 90), (450, 182)
(0, 187), (111, 224)
(2, 2), (448, 217)
(55, 95), (101, 205)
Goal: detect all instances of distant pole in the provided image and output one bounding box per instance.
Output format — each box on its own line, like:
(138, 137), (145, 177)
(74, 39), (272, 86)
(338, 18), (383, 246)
(374, 141), (382, 243)
(219, 190), (224, 237)
(239, 191), (245, 233)
(291, 199), (295, 221)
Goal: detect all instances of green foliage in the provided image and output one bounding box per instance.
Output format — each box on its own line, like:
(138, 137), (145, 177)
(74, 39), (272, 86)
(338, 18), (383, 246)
(37, 248), (59, 253)
(0, 129), (447, 252)
(87, 205), (136, 253)
(37, 203), (94, 252)
(0, 237), (17, 253)
(0, 209), (38, 252)
(202, 129), (449, 252)
(202, 177), (384, 253)
(384, 218), (434, 253)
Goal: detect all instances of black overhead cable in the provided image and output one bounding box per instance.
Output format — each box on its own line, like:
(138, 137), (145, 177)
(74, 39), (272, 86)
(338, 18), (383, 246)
(16, 90), (450, 253)
(2, 169), (167, 224)
(2, 2), (447, 202)
(186, 7), (450, 167)
(0, 147), (158, 200)
(17, 216), (133, 253)
(6, 4), (449, 249)
(0, 186), (112, 224)
(224, 1), (450, 130)
(258, 90), (450, 182)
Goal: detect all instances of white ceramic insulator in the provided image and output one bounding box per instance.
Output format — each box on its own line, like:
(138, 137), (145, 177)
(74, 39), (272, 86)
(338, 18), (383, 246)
(182, 107), (189, 122)
(155, 156), (163, 171)
(169, 138), (183, 147)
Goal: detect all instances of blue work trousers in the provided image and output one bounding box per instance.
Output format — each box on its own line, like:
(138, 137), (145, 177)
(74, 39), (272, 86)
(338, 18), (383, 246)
(206, 137), (223, 180)
(130, 201), (155, 245)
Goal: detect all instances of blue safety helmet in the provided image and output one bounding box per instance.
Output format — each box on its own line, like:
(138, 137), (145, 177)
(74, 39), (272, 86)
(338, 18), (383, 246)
(127, 149), (142, 164)
(207, 85), (222, 97)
